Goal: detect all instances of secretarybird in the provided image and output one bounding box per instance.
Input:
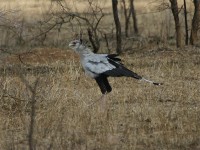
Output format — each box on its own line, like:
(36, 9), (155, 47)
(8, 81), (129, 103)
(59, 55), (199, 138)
(69, 39), (162, 95)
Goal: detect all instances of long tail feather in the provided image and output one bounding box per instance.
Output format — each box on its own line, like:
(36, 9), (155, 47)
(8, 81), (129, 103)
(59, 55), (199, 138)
(141, 78), (163, 86)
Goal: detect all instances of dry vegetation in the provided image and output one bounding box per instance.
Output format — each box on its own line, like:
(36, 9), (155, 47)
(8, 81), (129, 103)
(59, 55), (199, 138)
(0, 0), (200, 150)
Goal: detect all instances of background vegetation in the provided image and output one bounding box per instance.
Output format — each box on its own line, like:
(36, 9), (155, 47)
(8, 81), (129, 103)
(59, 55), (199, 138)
(0, 0), (200, 149)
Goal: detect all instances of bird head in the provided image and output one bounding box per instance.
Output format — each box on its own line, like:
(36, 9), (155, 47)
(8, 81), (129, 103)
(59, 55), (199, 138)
(69, 39), (92, 54)
(69, 39), (83, 49)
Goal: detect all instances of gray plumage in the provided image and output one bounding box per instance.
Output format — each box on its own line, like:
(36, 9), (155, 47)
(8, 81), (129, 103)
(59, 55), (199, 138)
(69, 39), (161, 94)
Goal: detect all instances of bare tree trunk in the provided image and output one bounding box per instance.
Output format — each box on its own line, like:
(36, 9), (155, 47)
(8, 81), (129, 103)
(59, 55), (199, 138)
(112, 0), (122, 54)
(183, 0), (189, 45)
(190, 0), (200, 45)
(169, 0), (182, 47)
(121, 0), (131, 37)
(130, 0), (138, 34)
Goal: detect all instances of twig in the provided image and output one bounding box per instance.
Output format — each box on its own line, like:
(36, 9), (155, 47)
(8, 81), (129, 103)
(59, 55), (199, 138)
(19, 75), (39, 150)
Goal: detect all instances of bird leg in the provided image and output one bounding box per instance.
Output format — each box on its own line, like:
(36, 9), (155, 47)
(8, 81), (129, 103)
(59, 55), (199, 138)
(99, 94), (107, 112)
(87, 93), (106, 106)
(86, 93), (107, 113)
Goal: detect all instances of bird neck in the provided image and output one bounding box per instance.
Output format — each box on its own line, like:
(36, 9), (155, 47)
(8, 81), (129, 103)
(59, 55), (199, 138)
(76, 46), (93, 55)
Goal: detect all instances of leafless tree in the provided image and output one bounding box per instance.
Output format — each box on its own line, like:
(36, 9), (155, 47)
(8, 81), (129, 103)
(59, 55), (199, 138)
(112, 0), (122, 54)
(0, 9), (26, 47)
(121, 0), (131, 37)
(130, 0), (138, 34)
(56, 0), (105, 53)
(190, 0), (200, 45)
(121, 0), (138, 37)
(169, 0), (182, 47)
(183, 0), (189, 45)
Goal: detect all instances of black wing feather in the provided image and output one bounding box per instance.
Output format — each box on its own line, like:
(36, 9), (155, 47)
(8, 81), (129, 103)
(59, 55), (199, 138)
(107, 54), (122, 62)
(104, 67), (142, 79)
(105, 54), (142, 79)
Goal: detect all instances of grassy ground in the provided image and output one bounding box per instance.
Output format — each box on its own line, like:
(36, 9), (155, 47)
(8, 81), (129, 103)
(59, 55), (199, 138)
(0, 0), (200, 149)
(0, 46), (200, 149)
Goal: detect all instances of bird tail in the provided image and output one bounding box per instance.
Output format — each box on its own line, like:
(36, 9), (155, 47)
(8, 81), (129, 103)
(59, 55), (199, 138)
(140, 77), (162, 86)
(123, 68), (162, 86)
(104, 67), (162, 86)
(119, 67), (142, 79)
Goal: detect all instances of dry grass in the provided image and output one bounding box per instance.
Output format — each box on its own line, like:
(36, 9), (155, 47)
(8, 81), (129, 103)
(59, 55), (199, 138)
(0, 46), (200, 149)
(0, 0), (200, 149)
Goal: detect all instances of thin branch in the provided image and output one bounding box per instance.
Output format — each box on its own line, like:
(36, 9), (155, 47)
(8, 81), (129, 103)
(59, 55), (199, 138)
(19, 75), (39, 150)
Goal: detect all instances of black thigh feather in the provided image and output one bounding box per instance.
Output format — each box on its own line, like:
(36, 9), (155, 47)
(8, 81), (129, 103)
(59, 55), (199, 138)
(95, 75), (112, 94)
